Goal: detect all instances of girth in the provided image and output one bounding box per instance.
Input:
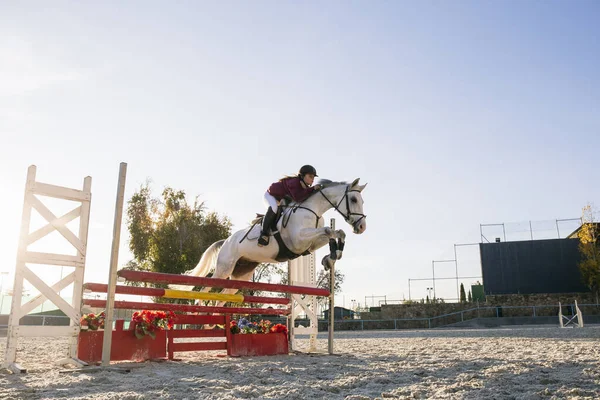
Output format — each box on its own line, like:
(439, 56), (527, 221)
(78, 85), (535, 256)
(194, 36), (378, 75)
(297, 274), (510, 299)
(273, 232), (311, 262)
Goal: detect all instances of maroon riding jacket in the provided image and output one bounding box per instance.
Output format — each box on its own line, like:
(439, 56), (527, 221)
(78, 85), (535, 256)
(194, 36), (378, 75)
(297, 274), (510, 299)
(268, 176), (316, 203)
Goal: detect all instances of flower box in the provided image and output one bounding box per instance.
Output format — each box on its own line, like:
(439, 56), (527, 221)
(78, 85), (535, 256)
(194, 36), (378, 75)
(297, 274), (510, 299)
(228, 332), (289, 357)
(77, 320), (167, 363)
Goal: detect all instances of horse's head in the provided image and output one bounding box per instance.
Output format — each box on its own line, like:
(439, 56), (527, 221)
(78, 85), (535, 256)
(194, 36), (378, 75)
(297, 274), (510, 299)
(318, 178), (368, 234)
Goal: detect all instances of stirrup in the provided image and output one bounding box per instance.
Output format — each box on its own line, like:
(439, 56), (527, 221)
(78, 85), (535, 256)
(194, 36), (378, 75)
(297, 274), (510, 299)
(258, 234), (270, 247)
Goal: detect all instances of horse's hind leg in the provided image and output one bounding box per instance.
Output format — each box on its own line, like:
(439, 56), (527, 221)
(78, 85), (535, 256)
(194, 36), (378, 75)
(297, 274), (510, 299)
(209, 259), (256, 308)
(195, 242), (240, 299)
(193, 242), (239, 328)
(206, 261), (258, 312)
(200, 261), (258, 329)
(219, 260), (258, 308)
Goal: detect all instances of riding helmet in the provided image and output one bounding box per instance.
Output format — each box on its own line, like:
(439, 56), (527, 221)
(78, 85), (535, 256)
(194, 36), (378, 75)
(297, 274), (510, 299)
(299, 165), (318, 177)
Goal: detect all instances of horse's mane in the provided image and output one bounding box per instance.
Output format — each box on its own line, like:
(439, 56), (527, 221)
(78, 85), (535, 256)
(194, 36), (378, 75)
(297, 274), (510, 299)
(315, 178), (349, 188)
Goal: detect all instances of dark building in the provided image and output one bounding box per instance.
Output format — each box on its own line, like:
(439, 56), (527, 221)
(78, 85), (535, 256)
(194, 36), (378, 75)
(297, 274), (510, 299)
(479, 233), (590, 295)
(324, 306), (356, 320)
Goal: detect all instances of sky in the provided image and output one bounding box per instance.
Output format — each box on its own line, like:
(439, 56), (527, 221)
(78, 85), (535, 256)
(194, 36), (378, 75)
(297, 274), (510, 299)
(1, 1), (599, 311)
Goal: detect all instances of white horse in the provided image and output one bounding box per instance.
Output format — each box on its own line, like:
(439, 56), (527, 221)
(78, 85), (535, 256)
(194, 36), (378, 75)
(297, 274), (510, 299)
(171, 178), (367, 303)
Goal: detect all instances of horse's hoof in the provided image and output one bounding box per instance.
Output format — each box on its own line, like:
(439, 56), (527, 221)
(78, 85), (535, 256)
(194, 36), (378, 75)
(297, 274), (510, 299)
(321, 255), (332, 271)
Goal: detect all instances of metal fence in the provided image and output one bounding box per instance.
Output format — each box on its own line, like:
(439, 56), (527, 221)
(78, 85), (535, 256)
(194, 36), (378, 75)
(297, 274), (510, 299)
(318, 304), (600, 331)
(3, 304), (598, 335)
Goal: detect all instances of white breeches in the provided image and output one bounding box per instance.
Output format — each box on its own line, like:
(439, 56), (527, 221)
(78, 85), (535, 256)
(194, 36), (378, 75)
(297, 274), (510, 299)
(264, 191), (279, 213)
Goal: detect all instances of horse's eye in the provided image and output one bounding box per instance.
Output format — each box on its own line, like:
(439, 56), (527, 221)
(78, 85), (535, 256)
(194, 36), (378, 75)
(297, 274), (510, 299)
(351, 197), (358, 203)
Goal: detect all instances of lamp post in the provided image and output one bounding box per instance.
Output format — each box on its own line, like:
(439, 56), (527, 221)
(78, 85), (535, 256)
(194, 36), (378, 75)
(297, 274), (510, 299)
(426, 287), (433, 301)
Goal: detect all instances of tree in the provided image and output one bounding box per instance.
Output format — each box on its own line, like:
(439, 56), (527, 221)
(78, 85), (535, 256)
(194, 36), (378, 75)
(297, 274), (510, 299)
(460, 283), (467, 303)
(577, 203), (600, 300)
(468, 290), (472, 303)
(426, 295), (430, 304)
(278, 265), (345, 295)
(315, 269), (345, 312)
(125, 182), (232, 285)
(316, 269), (345, 294)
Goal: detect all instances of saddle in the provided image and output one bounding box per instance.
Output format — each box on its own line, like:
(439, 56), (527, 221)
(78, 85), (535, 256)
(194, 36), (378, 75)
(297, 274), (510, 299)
(247, 199), (310, 262)
(253, 197), (292, 227)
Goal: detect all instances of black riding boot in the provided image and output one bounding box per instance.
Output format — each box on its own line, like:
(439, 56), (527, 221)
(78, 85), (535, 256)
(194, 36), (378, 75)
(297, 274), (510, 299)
(258, 207), (277, 247)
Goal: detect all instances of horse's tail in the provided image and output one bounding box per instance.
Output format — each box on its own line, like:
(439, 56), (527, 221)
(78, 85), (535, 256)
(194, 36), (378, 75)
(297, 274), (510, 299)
(168, 239), (225, 291)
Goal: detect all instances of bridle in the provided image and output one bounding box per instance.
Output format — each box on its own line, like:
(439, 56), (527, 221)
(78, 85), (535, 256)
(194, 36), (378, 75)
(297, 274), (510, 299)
(282, 184), (367, 232)
(318, 185), (367, 232)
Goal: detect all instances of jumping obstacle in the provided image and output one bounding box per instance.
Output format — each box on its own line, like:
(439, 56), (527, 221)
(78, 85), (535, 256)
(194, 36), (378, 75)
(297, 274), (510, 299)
(80, 268), (331, 362)
(77, 311), (288, 361)
(558, 301), (584, 328)
(91, 164), (337, 365)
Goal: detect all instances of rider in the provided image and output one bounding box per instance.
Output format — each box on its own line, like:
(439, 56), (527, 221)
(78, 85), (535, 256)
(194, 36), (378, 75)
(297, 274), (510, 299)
(258, 165), (322, 247)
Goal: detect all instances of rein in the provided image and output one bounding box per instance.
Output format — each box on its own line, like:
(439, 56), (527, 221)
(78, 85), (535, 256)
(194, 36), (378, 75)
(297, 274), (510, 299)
(318, 185), (367, 229)
(282, 184), (367, 231)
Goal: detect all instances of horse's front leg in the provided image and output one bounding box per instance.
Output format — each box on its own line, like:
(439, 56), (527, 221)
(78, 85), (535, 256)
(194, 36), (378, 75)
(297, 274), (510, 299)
(297, 226), (336, 245)
(321, 229), (346, 270)
(321, 253), (337, 271)
(298, 227), (345, 269)
(334, 229), (346, 260)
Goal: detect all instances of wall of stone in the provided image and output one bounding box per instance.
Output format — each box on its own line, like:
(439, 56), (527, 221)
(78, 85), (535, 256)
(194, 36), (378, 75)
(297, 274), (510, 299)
(360, 303), (473, 320)
(484, 292), (596, 306)
(359, 292), (598, 320)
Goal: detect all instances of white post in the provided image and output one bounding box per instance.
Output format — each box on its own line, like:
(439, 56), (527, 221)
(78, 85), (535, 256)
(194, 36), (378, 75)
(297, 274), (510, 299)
(558, 302), (564, 328)
(328, 218), (335, 355)
(4, 166), (36, 372)
(101, 162), (128, 366)
(68, 175), (92, 361)
(576, 300), (584, 328)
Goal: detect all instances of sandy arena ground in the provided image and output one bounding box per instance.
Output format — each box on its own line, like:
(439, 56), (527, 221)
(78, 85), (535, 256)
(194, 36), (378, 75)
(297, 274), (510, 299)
(1, 326), (599, 400)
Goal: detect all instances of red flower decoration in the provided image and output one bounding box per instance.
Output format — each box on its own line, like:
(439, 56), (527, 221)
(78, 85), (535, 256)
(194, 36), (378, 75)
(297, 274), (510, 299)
(132, 310), (175, 339)
(270, 324), (288, 334)
(81, 311), (105, 331)
(229, 318), (288, 335)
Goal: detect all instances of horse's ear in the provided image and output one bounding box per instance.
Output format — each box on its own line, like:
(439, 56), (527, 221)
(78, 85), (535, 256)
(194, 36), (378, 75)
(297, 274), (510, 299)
(351, 178), (367, 192)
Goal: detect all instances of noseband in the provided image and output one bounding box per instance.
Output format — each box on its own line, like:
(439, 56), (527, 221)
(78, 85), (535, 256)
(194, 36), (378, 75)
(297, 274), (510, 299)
(318, 185), (367, 231)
